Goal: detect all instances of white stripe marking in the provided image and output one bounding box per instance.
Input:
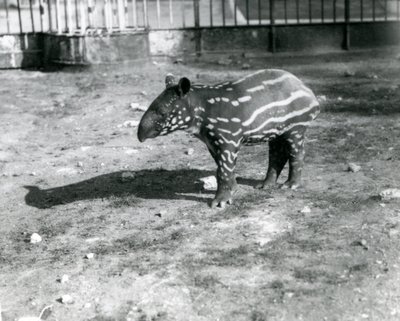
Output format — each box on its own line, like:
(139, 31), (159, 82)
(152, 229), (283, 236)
(238, 96), (251, 103)
(231, 118), (241, 122)
(231, 101), (239, 106)
(217, 128), (232, 134)
(244, 102), (319, 135)
(208, 118), (218, 123)
(222, 97), (230, 102)
(217, 117), (229, 123)
(226, 88), (233, 91)
(220, 135), (242, 147)
(262, 73), (295, 86)
(232, 128), (242, 136)
(246, 85), (265, 93)
(242, 90), (313, 127)
(223, 162), (235, 172)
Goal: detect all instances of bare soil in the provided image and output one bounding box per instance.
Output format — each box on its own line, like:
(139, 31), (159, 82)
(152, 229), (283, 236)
(1, 48), (400, 321)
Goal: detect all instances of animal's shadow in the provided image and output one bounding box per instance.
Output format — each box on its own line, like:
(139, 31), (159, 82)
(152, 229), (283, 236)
(24, 169), (258, 209)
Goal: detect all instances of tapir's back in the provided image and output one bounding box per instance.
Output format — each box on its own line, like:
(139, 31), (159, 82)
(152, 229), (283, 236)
(199, 69), (319, 139)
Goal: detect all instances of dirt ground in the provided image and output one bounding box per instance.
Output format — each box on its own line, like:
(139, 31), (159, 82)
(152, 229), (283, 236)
(1, 48), (400, 321)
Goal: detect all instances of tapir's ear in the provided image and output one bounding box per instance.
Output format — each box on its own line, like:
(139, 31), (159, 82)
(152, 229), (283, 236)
(165, 74), (175, 88)
(178, 77), (191, 96)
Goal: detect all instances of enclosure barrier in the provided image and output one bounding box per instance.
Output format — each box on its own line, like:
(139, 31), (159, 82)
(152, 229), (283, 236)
(1, 0), (400, 34)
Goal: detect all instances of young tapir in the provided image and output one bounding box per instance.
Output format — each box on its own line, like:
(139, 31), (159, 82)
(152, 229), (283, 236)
(137, 70), (320, 208)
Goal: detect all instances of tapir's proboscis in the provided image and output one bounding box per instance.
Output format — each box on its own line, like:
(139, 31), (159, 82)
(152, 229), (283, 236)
(137, 70), (320, 208)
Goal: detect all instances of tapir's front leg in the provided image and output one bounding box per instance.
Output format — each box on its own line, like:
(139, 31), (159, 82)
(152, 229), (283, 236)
(208, 145), (239, 209)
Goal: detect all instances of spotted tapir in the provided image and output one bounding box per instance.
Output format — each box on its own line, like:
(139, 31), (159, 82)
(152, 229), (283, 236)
(137, 69), (320, 208)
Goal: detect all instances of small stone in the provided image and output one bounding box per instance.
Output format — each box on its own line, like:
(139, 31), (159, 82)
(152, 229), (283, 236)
(84, 303), (92, 309)
(174, 58), (184, 64)
(60, 274), (69, 283)
(217, 58), (232, 66)
(59, 294), (74, 304)
(199, 176), (218, 191)
(155, 209), (167, 218)
(125, 149), (139, 155)
(389, 147), (394, 151)
(130, 103), (147, 112)
(285, 292), (294, 298)
(360, 239), (367, 247)
(242, 63), (251, 70)
(123, 120), (140, 128)
(186, 148), (194, 156)
(30, 233), (42, 244)
(344, 70), (355, 77)
(29, 172), (37, 176)
(380, 188), (400, 200)
(300, 206), (311, 214)
(80, 146), (91, 151)
(85, 253), (95, 259)
(348, 163), (361, 173)
(338, 96), (343, 101)
(317, 95), (327, 102)
(76, 161), (84, 168)
(379, 203), (386, 208)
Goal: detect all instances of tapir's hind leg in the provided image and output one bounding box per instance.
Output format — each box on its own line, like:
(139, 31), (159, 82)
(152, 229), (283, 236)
(258, 136), (289, 189)
(281, 128), (306, 190)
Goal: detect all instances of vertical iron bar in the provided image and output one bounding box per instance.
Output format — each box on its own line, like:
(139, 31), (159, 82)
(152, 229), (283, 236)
(67, 0), (73, 33)
(64, 0), (68, 30)
(29, 0), (35, 32)
(118, 0), (126, 30)
(80, 0), (86, 33)
(194, 0), (199, 27)
(5, 0), (10, 33)
(333, 0), (336, 22)
(258, 0), (261, 24)
(234, 0), (237, 25)
(39, 0), (44, 32)
(384, 0), (387, 20)
(132, 0), (137, 27)
(169, 0), (173, 26)
(372, 0), (375, 21)
(181, 0), (185, 27)
(75, 0), (79, 28)
(360, 0), (363, 21)
(55, 0), (61, 33)
(143, 0), (148, 28)
(321, 0), (324, 22)
(156, 0), (160, 28)
(296, 0), (299, 23)
(210, 0), (213, 26)
(309, 0), (312, 22)
(397, 0), (399, 20)
(48, 0), (53, 31)
(88, 0), (94, 28)
(269, 0), (275, 52)
(245, 0), (249, 25)
(17, 0), (23, 33)
(222, 0), (225, 26)
(344, 0), (350, 49)
(284, 0), (287, 23)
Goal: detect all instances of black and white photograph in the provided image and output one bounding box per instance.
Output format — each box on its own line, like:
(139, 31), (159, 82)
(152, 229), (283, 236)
(1, 0), (400, 320)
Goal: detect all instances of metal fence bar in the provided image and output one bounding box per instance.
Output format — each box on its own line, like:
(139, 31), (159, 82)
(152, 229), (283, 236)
(258, 0), (261, 24)
(333, 0), (336, 22)
(269, 0), (275, 52)
(156, 0), (160, 28)
(222, 0), (225, 26)
(344, 0), (350, 49)
(284, 0), (287, 23)
(245, 0), (249, 25)
(384, 0), (387, 20)
(181, 0), (185, 28)
(29, 0), (35, 32)
(17, 0), (23, 33)
(56, 0), (61, 33)
(80, 0), (86, 33)
(4, 0), (10, 34)
(321, 0), (324, 22)
(360, 0), (363, 21)
(88, 0), (94, 28)
(372, 0), (375, 21)
(66, 0), (73, 33)
(75, 0), (79, 28)
(233, 0), (237, 25)
(209, 0), (213, 26)
(296, 0), (300, 23)
(309, 0), (312, 22)
(194, 0), (199, 27)
(39, 0), (44, 32)
(398, 0), (400, 19)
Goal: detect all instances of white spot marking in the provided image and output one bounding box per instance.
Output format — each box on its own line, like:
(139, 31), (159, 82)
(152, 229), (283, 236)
(238, 96), (251, 103)
(231, 101), (239, 107)
(185, 116), (191, 122)
(208, 98), (215, 104)
(246, 85), (265, 93)
(216, 117), (229, 123)
(222, 97), (230, 102)
(208, 118), (218, 123)
(231, 118), (241, 122)
(226, 88), (233, 91)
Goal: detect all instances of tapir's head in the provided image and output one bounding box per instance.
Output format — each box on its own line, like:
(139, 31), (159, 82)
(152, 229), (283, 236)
(137, 74), (193, 142)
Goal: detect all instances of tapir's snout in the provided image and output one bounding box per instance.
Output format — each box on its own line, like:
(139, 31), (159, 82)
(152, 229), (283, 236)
(137, 111), (160, 142)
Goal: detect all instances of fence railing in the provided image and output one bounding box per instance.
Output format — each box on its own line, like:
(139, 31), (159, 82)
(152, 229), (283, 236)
(1, 0), (400, 34)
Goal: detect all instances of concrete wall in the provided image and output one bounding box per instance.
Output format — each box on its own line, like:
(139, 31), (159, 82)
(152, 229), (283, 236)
(0, 21), (399, 68)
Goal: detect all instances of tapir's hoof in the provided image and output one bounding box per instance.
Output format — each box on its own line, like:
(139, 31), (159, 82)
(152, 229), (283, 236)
(256, 180), (275, 190)
(210, 195), (233, 209)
